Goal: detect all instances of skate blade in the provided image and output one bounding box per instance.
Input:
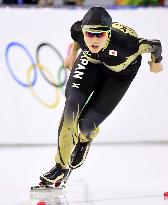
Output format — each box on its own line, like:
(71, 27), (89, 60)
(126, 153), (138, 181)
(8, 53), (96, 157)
(31, 185), (64, 191)
(30, 185), (64, 200)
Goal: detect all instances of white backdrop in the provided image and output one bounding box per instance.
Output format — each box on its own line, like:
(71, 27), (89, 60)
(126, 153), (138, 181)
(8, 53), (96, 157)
(0, 7), (167, 144)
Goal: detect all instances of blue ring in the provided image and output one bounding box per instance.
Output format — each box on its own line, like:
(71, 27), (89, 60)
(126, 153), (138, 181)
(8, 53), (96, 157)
(5, 42), (37, 87)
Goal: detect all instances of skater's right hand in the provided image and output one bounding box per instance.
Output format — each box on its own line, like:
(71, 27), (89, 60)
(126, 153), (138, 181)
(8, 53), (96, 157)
(148, 61), (163, 73)
(64, 41), (80, 71)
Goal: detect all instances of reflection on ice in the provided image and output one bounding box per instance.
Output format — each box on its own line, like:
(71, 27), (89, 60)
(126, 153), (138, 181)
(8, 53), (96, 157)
(30, 187), (68, 205)
(30, 181), (92, 205)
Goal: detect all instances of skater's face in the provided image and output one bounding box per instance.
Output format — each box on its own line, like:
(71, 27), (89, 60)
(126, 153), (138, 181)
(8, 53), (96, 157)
(83, 30), (109, 53)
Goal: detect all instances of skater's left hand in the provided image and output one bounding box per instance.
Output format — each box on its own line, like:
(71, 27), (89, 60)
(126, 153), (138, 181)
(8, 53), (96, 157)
(148, 61), (163, 73)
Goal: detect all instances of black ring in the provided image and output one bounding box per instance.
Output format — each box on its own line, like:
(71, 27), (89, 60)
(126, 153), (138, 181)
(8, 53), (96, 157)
(36, 42), (67, 88)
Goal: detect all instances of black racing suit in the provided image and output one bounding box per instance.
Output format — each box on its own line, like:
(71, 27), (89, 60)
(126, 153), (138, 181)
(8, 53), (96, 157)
(55, 21), (162, 168)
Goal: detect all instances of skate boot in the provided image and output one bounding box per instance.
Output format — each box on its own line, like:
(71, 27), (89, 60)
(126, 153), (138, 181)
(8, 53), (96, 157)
(69, 140), (91, 169)
(31, 163), (70, 190)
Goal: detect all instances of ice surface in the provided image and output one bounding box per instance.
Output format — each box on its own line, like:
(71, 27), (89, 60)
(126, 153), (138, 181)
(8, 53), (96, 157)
(0, 144), (168, 205)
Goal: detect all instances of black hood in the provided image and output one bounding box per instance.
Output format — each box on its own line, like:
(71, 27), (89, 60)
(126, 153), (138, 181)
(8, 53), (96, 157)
(82, 7), (112, 27)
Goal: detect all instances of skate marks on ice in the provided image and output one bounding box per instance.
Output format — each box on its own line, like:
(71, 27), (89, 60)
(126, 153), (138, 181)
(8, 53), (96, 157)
(30, 181), (168, 205)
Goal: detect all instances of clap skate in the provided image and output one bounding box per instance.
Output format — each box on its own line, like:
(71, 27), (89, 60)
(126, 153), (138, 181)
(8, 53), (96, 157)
(31, 163), (71, 190)
(70, 140), (91, 169)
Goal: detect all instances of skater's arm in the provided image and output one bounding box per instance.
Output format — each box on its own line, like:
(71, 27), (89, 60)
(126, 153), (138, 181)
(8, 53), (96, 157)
(64, 41), (80, 71)
(139, 39), (163, 73)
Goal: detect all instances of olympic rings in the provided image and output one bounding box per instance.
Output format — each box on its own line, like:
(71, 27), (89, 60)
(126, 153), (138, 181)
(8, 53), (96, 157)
(5, 41), (68, 109)
(27, 64), (60, 108)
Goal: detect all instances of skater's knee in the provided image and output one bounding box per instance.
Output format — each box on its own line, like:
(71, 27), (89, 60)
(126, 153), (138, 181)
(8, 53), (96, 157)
(79, 119), (93, 136)
(79, 119), (99, 142)
(78, 108), (104, 141)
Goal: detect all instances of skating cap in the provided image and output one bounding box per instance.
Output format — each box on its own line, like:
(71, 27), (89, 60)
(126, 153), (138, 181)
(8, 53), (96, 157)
(82, 7), (112, 30)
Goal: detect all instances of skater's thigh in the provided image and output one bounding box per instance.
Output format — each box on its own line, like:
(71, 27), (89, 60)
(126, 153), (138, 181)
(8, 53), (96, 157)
(79, 60), (141, 133)
(83, 57), (141, 116)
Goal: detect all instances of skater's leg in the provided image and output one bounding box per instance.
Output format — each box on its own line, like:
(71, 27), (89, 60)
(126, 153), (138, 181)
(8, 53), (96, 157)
(55, 90), (89, 168)
(55, 52), (103, 168)
(70, 57), (142, 168)
(39, 52), (103, 186)
(78, 56), (142, 142)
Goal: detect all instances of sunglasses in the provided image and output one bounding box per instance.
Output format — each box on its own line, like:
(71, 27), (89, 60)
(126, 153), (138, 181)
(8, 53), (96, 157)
(84, 31), (107, 38)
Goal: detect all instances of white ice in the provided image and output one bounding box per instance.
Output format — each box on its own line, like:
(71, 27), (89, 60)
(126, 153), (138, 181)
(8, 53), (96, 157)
(0, 144), (168, 205)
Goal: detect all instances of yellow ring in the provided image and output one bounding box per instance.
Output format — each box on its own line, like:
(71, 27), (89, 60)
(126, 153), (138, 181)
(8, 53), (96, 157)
(27, 63), (60, 109)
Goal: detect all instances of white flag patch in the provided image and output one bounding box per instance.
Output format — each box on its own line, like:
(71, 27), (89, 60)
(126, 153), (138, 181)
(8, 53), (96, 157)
(109, 50), (118, 56)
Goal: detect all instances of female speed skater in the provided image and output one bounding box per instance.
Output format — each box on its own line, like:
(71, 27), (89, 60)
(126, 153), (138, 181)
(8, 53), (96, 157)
(32, 6), (163, 189)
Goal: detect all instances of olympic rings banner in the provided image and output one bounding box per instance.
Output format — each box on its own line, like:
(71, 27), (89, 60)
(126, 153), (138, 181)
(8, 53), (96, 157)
(0, 8), (168, 144)
(5, 41), (68, 109)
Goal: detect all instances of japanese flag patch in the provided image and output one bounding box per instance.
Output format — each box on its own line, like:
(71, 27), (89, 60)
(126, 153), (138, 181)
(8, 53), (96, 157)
(109, 50), (118, 56)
